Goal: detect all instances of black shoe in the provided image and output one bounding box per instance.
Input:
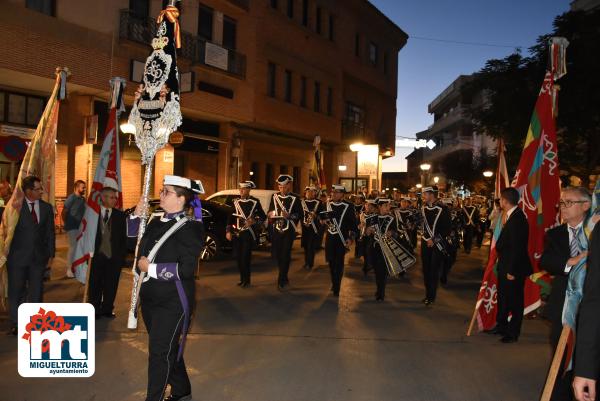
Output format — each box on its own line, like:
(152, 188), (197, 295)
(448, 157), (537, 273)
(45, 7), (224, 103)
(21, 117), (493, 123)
(277, 283), (285, 291)
(237, 281), (244, 286)
(332, 291), (339, 297)
(375, 294), (384, 302)
(421, 298), (429, 305)
(304, 265), (312, 271)
(500, 336), (517, 343)
(423, 299), (434, 307)
(241, 282), (250, 288)
(102, 312), (116, 319)
(164, 394), (192, 401)
(440, 276), (448, 285)
(7, 327), (17, 336)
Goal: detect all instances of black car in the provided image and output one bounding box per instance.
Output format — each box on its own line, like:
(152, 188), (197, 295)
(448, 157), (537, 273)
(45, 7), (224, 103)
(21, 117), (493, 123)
(123, 199), (233, 261)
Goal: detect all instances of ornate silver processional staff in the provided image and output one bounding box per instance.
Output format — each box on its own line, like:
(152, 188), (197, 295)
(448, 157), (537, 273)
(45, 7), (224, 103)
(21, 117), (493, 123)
(126, 0), (183, 329)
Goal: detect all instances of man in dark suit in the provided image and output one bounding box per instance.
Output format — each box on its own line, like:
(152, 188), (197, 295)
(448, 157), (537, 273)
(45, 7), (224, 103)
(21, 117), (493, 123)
(88, 184), (127, 319)
(7, 175), (55, 335)
(540, 186), (591, 400)
(494, 187), (532, 343)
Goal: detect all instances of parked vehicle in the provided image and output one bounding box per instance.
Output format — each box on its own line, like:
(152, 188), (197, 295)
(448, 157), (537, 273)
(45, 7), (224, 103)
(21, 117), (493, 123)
(206, 189), (277, 213)
(123, 199), (231, 261)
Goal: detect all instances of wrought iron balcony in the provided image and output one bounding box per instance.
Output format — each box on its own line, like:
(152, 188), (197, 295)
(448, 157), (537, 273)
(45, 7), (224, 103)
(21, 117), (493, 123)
(341, 119), (365, 142)
(119, 9), (246, 78)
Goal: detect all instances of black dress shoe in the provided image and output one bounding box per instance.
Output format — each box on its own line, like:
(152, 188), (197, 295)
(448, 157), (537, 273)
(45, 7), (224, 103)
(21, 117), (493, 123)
(241, 282), (250, 288)
(500, 336), (517, 343)
(237, 281), (244, 286)
(332, 291), (339, 297)
(440, 276), (448, 285)
(7, 327), (17, 336)
(103, 312), (116, 319)
(304, 265), (312, 271)
(163, 394), (192, 401)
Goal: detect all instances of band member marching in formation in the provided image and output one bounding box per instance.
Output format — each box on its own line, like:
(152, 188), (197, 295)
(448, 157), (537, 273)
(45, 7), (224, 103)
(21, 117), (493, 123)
(268, 174), (303, 290)
(319, 184), (358, 297)
(226, 181), (266, 287)
(420, 186), (452, 306)
(300, 186), (324, 270)
(394, 197), (418, 251)
(369, 198), (399, 302)
(461, 197), (480, 254)
(359, 198), (379, 276)
(129, 175), (205, 401)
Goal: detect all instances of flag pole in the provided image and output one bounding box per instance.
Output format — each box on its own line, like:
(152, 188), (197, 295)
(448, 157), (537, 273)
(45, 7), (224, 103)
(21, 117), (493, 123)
(540, 325), (570, 401)
(466, 304), (479, 336)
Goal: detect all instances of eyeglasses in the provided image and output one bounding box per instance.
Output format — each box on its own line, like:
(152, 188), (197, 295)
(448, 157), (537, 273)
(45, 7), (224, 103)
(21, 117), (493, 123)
(159, 188), (177, 197)
(559, 200), (589, 208)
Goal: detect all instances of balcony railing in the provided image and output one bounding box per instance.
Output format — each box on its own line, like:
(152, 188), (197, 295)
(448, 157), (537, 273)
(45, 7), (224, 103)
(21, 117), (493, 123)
(119, 9), (246, 78)
(341, 120), (365, 142)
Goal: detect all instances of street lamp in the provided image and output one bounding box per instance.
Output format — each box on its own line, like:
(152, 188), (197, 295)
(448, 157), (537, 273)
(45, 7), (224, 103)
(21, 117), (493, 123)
(350, 142), (363, 193)
(120, 122), (135, 135)
(420, 163), (431, 186)
(433, 176), (439, 184)
(483, 170), (494, 178)
(416, 183), (422, 189)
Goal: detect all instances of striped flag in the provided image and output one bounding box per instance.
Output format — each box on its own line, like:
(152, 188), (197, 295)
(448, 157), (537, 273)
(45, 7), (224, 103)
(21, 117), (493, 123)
(71, 78), (125, 284)
(0, 68), (68, 304)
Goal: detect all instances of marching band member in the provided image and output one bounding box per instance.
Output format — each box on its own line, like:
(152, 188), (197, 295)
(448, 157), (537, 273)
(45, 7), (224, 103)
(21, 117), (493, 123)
(319, 184), (358, 297)
(268, 174), (303, 290)
(226, 181), (266, 287)
(129, 175), (205, 401)
(420, 186), (452, 306)
(461, 197), (479, 254)
(301, 186), (324, 270)
(368, 198), (398, 302)
(395, 197), (417, 250)
(359, 198), (379, 277)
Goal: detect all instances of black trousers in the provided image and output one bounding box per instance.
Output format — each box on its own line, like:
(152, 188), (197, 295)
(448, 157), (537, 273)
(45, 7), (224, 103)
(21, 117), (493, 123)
(142, 297), (190, 401)
(373, 245), (388, 299)
(496, 274), (525, 339)
(7, 262), (45, 325)
(88, 253), (122, 314)
(421, 242), (444, 301)
(363, 236), (374, 272)
(272, 228), (295, 285)
(326, 235), (346, 294)
(302, 228), (319, 268)
(476, 224), (485, 247)
(463, 225), (474, 252)
(234, 230), (254, 284)
(410, 229), (418, 250)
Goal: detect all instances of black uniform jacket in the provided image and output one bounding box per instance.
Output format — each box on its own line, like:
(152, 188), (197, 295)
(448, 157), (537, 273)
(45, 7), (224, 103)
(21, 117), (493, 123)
(495, 207), (533, 278)
(137, 216), (205, 307)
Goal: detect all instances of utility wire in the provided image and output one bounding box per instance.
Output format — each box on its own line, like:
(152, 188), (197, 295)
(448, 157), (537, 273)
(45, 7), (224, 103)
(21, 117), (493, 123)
(410, 35), (523, 49)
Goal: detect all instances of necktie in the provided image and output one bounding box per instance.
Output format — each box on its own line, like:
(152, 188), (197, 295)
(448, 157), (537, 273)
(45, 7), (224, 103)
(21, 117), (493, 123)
(103, 209), (109, 224)
(29, 202), (38, 224)
(569, 226), (582, 257)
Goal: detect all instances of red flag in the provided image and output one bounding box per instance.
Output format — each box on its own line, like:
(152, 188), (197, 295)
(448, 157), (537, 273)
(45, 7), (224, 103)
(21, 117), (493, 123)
(476, 217), (503, 331)
(72, 78), (125, 284)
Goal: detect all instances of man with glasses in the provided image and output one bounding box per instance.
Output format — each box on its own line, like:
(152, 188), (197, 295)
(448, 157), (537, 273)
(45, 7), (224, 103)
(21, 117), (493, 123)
(541, 186), (591, 400)
(6, 175), (55, 335)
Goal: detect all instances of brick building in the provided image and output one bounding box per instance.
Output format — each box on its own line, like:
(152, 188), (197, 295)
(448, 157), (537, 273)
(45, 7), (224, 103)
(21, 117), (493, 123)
(0, 0), (407, 207)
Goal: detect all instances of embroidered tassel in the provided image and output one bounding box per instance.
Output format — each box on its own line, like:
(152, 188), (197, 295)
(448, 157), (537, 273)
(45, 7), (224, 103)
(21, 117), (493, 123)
(549, 37), (569, 80)
(109, 77), (126, 113)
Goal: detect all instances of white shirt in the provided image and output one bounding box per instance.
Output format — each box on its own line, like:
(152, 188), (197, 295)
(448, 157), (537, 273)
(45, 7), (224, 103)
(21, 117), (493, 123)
(25, 197), (40, 220)
(100, 206), (112, 222)
(564, 220), (584, 274)
(505, 205), (518, 220)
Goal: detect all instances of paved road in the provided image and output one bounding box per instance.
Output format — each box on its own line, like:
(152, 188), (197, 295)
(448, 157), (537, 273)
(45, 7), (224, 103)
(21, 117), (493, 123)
(0, 235), (552, 401)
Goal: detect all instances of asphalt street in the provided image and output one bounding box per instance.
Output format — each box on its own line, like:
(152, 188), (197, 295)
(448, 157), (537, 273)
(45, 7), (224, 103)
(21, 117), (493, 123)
(0, 234), (552, 401)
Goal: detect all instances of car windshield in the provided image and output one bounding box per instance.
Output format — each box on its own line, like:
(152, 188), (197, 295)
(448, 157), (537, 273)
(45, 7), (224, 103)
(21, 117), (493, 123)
(209, 195), (229, 205)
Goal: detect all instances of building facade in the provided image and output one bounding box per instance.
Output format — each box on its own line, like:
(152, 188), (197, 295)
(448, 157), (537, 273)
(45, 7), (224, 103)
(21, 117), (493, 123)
(0, 0), (406, 207)
(406, 74), (495, 192)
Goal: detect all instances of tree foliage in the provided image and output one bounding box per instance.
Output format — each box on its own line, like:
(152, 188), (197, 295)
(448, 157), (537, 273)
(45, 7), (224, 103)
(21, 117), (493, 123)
(462, 9), (600, 178)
